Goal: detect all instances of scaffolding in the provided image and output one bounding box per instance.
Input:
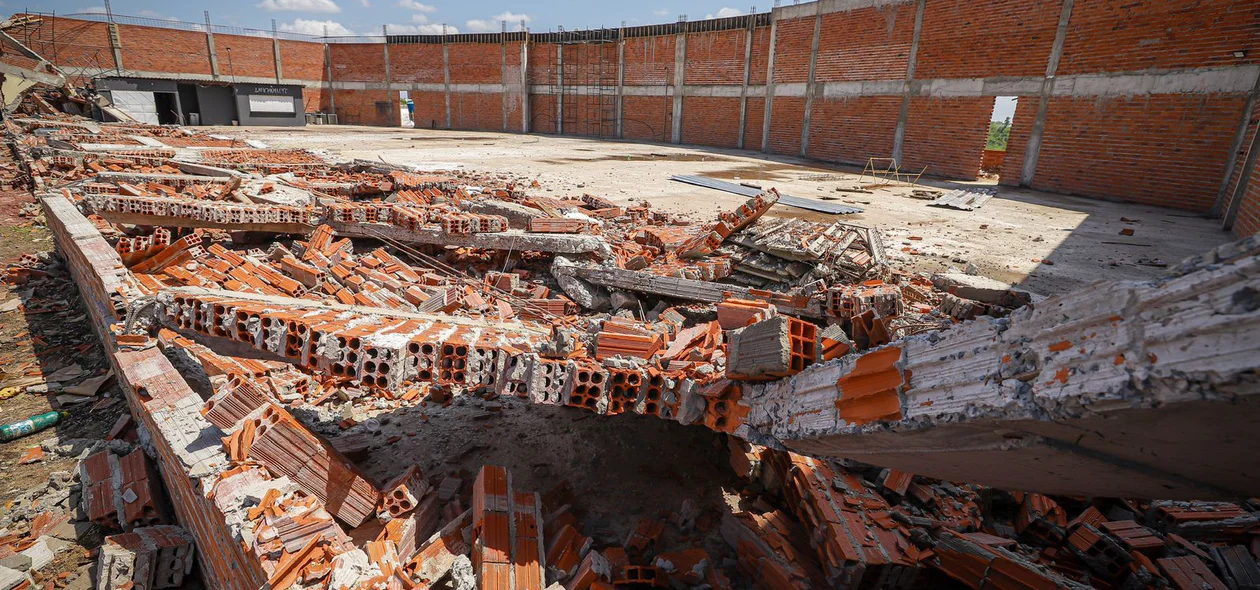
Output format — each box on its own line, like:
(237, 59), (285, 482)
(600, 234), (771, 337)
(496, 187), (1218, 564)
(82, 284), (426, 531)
(544, 28), (619, 139)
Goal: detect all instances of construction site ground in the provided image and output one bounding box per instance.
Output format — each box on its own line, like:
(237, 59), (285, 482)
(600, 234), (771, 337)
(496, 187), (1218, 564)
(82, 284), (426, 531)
(223, 124), (1236, 296)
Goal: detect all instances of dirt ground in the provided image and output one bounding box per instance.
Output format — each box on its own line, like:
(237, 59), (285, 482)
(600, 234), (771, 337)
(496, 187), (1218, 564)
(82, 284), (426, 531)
(220, 124), (1236, 297)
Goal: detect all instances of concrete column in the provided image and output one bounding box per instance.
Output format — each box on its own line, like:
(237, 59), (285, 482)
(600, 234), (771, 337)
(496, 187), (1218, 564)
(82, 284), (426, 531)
(204, 12), (220, 79)
(737, 14), (755, 150)
(442, 36), (452, 129)
(556, 44), (564, 135)
(521, 40), (530, 133)
(799, 5), (822, 157)
(616, 31), (626, 139)
(383, 26), (395, 127)
(1020, 0), (1076, 186)
(325, 42), (336, 114)
(671, 27), (687, 144)
(891, 0), (925, 164)
(272, 20), (283, 82)
(501, 33), (509, 132)
(760, 14), (778, 153)
(106, 23), (125, 73)
(1213, 71), (1260, 217)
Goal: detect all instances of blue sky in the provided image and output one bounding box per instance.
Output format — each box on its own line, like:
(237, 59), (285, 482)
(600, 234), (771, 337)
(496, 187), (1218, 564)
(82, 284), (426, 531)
(36, 0), (759, 36)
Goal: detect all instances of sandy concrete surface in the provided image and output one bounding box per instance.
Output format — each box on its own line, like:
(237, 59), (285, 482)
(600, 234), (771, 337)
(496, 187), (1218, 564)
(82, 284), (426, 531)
(218, 125), (1235, 296)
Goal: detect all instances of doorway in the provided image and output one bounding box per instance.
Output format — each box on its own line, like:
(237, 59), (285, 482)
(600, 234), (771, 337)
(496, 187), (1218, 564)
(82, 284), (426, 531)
(983, 96), (1017, 180)
(155, 92), (180, 125)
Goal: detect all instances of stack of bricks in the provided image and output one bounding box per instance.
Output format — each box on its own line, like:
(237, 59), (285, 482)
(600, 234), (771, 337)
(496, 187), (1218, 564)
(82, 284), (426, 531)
(96, 525), (196, 590)
(528, 217), (592, 233)
(79, 448), (166, 531)
(725, 316), (818, 380)
(471, 465), (545, 590)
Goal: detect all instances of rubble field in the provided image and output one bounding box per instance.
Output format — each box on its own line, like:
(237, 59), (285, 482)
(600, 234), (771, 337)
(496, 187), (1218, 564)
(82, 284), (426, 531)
(0, 93), (1257, 590)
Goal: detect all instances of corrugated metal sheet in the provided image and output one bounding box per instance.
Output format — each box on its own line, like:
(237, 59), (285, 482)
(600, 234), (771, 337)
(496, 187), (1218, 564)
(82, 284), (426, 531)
(670, 175), (864, 215)
(929, 188), (997, 211)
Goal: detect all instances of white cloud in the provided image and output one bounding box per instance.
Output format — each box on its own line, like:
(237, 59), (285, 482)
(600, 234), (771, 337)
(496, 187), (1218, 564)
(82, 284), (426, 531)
(277, 18), (354, 35)
(257, 0), (342, 13)
(386, 22), (453, 34)
(78, 6), (108, 14)
(137, 9), (177, 20)
(396, 0), (436, 11)
(705, 7), (744, 18)
(358, 0), (370, 6)
(411, 13), (429, 23)
(653, 8), (670, 16)
(465, 11), (532, 32)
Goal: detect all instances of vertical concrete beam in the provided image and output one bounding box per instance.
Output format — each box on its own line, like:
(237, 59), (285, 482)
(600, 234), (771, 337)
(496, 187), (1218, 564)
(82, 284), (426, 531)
(760, 14), (778, 153)
(1223, 123), (1260, 230)
(737, 14), (755, 150)
(1214, 72), (1260, 217)
(106, 23), (125, 73)
(204, 12), (220, 79)
(521, 40), (531, 133)
(501, 32), (510, 132)
(556, 44), (564, 135)
(271, 20), (283, 82)
(325, 42), (336, 114)
(383, 27), (395, 127)
(1020, 0), (1075, 187)
(799, 5), (823, 157)
(891, 0), (925, 164)
(442, 36), (452, 129)
(671, 27), (687, 144)
(616, 29), (626, 139)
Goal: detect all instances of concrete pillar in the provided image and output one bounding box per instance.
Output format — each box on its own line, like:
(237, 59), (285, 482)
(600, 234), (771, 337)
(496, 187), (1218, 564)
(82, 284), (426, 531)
(616, 29), (626, 139)
(556, 44), (564, 135)
(204, 11), (220, 79)
(799, 5), (822, 157)
(737, 14), (755, 150)
(383, 26), (395, 127)
(272, 20), (283, 82)
(521, 40), (530, 133)
(760, 14), (778, 153)
(442, 35), (452, 129)
(1020, 0), (1075, 187)
(891, 0), (925, 164)
(1214, 72), (1260, 217)
(671, 26), (687, 144)
(325, 42), (336, 114)
(106, 23), (125, 73)
(501, 32), (509, 132)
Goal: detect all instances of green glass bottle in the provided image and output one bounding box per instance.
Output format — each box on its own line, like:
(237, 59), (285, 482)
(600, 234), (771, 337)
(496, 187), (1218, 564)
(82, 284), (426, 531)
(0, 411), (67, 441)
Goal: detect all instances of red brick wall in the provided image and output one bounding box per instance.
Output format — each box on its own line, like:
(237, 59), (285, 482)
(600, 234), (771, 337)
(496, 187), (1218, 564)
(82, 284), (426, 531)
(1236, 162), (1260, 236)
(11, 16), (115, 83)
(999, 97), (1038, 186)
(302, 86), (326, 113)
(623, 36), (675, 85)
(278, 39), (325, 81)
(684, 29), (748, 84)
(1218, 100), (1260, 219)
(526, 43), (558, 85)
(915, 0), (1061, 79)
(389, 44), (445, 83)
(117, 24), (212, 76)
(748, 28), (770, 85)
(1030, 94), (1245, 211)
(771, 18), (812, 84)
(901, 96), (992, 180)
(744, 97), (765, 150)
(1058, 0), (1260, 75)
(815, 5), (914, 82)
(622, 95), (672, 142)
(806, 96), (901, 164)
(411, 91), (446, 129)
(530, 94), (558, 134)
(451, 91), (502, 130)
(766, 96), (805, 155)
(505, 42), (525, 132)
(333, 88), (395, 126)
(330, 44), (385, 83)
(215, 34), (277, 80)
(448, 43), (503, 84)
(681, 96), (743, 147)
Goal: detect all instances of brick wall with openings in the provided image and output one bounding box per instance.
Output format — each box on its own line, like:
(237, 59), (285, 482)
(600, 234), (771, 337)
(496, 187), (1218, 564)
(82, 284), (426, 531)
(1030, 93), (1246, 212)
(806, 96), (902, 165)
(771, 17), (813, 84)
(116, 24), (212, 76)
(448, 43), (504, 85)
(915, 0), (1061, 79)
(529, 94), (558, 133)
(1058, 0), (1260, 75)
(278, 39), (325, 81)
(410, 91), (447, 129)
(389, 44), (446, 83)
(450, 92), (504, 131)
(214, 33), (277, 81)
(621, 95), (672, 142)
(684, 29), (750, 85)
(623, 36), (675, 86)
(330, 44), (385, 83)
(11, 16), (116, 83)
(1236, 161), (1260, 236)
(998, 96), (1039, 186)
(681, 96), (744, 147)
(744, 96), (765, 149)
(815, 5), (914, 82)
(901, 96), (992, 180)
(766, 96), (805, 155)
(332, 88), (396, 126)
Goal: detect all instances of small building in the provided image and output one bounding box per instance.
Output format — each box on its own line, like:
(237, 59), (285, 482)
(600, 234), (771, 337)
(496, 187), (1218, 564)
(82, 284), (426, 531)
(95, 77), (304, 127)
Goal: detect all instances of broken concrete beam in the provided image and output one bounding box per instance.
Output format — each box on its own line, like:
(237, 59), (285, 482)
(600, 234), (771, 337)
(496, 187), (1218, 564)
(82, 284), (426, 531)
(96, 525), (196, 590)
(740, 236), (1260, 499)
(727, 316), (817, 380)
(931, 272), (1033, 308)
(466, 198), (546, 228)
(558, 263), (821, 318)
(330, 221), (612, 257)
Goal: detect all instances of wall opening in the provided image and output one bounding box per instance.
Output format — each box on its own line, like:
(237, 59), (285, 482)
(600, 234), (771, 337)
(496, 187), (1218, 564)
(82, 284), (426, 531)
(399, 90), (413, 128)
(983, 96), (1017, 180)
(155, 92), (180, 125)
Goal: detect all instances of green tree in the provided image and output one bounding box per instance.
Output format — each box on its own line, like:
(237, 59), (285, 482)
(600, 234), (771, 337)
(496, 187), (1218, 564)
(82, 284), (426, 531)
(986, 118), (1010, 151)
